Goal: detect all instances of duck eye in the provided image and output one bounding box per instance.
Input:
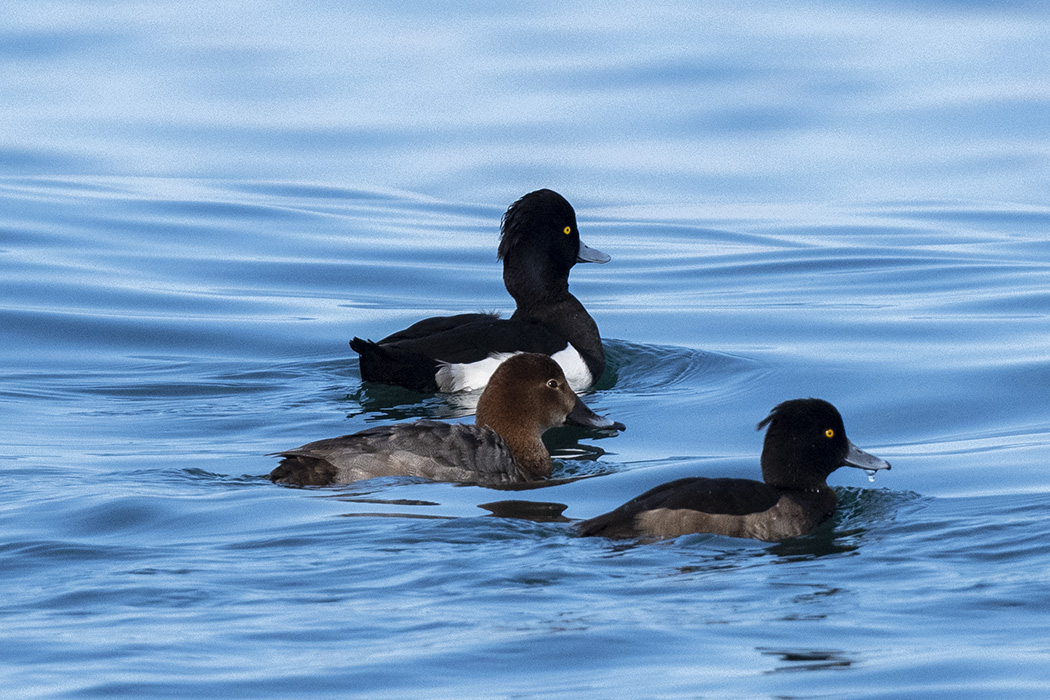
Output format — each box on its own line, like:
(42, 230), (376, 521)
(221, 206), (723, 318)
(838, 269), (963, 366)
(563, 226), (572, 235)
(547, 379), (559, 389)
(825, 429), (835, 438)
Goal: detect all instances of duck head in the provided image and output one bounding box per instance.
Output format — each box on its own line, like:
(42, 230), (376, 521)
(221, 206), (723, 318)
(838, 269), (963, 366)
(498, 189), (609, 301)
(757, 398), (890, 490)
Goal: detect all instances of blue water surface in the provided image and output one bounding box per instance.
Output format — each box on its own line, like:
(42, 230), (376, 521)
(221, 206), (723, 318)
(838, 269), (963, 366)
(3, 2), (1050, 698)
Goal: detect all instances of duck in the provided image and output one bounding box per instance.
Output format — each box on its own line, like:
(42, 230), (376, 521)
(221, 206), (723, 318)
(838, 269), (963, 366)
(269, 353), (624, 487)
(350, 189), (610, 394)
(576, 398), (890, 542)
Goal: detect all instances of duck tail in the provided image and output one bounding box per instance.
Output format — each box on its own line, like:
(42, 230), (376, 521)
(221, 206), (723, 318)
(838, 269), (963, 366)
(574, 510), (635, 539)
(350, 337), (393, 382)
(349, 336), (383, 357)
(268, 454), (337, 486)
(349, 337), (440, 392)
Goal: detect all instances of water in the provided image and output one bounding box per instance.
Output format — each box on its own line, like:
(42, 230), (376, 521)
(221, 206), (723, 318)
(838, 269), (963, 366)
(3, 2), (1050, 698)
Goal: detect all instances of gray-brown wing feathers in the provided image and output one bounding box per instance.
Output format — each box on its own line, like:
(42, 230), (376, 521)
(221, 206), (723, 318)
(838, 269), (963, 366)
(270, 421), (525, 486)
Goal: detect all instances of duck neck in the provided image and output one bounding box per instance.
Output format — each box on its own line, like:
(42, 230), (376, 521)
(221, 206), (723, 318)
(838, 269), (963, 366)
(502, 248), (572, 305)
(508, 441), (554, 480)
(778, 484), (838, 519)
(765, 470), (832, 493)
(501, 248), (604, 372)
(762, 453), (837, 507)
(509, 292), (604, 372)
(475, 413), (553, 480)
(778, 482), (835, 498)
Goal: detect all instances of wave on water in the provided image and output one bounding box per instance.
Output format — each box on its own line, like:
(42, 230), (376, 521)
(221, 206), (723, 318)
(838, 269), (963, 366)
(600, 338), (769, 400)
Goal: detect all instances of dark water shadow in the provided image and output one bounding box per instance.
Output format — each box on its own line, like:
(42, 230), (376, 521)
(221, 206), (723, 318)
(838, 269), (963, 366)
(477, 500), (570, 522)
(757, 647), (857, 673)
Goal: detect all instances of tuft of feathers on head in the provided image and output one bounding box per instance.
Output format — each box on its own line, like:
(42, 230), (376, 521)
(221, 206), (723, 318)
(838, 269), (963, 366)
(756, 397), (836, 432)
(498, 189), (572, 261)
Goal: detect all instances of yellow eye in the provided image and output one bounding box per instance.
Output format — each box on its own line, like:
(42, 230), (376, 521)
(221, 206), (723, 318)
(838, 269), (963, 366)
(563, 226), (572, 235)
(825, 429), (835, 438)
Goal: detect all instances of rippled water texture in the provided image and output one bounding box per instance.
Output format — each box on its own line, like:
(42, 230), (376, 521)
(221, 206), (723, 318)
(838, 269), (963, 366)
(5, 2), (1050, 204)
(4, 2), (1050, 699)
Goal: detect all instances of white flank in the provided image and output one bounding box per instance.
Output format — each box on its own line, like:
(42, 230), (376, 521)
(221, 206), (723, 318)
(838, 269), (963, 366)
(550, 345), (593, 391)
(435, 352), (520, 392)
(434, 346), (593, 393)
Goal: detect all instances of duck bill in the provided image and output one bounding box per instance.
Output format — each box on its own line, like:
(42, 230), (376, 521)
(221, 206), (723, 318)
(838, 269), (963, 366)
(577, 240), (611, 264)
(567, 396), (625, 432)
(843, 440), (891, 471)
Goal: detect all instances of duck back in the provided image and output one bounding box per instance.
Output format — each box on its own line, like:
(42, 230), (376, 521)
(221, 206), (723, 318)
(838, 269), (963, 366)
(577, 477), (837, 542)
(270, 420), (526, 487)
